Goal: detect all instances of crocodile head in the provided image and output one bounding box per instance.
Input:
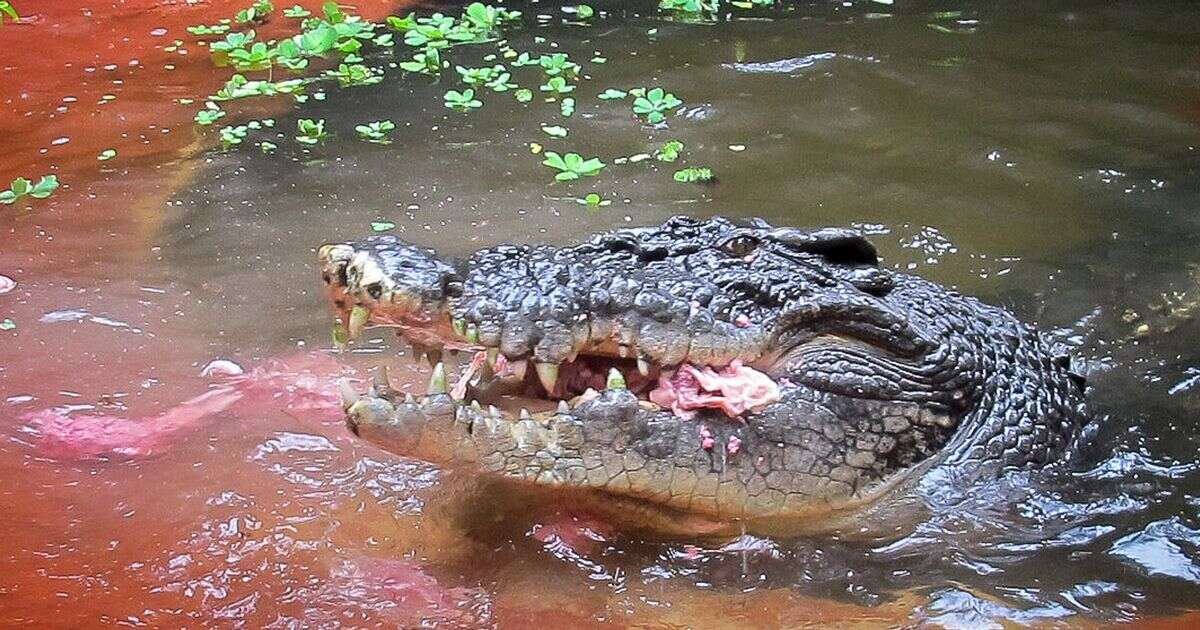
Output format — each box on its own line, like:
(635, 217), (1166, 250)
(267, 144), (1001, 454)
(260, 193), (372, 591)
(318, 216), (1084, 537)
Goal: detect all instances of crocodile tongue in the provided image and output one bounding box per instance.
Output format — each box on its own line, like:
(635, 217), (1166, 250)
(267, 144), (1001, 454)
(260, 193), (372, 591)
(648, 360), (780, 421)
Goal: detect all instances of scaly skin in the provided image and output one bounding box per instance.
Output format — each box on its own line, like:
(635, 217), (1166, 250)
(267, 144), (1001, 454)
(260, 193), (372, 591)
(319, 216), (1089, 536)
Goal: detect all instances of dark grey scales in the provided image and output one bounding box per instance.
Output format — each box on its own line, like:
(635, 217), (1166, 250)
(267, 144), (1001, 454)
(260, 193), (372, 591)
(319, 216), (1090, 537)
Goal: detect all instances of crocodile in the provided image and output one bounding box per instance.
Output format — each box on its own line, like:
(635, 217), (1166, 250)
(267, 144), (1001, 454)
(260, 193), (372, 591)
(319, 216), (1089, 537)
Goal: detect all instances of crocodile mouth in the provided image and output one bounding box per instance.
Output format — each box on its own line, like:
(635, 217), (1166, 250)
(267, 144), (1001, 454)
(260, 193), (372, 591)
(318, 243), (783, 421)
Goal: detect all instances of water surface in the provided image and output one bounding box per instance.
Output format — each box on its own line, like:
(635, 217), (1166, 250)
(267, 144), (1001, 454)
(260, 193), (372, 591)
(3, 0), (1200, 627)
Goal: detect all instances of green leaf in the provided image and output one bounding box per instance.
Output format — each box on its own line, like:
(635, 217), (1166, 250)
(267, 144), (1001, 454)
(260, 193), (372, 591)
(371, 221), (397, 232)
(97, 149), (117, 161)
(514, 88), (533, 103)
(598, 88), (627, 100)
(576, 5), (595, 20)
(656, 140), (684, 162)
(542, 152), (568, 170)
(560, 97), (575, 117)
(0, 319), (14, 331)
(0, 191), (16, 205)
(541, 125), (568, 138)
(9, 177), (31, 196)
(28, 176), (59, 199)
(672, 167), (713, 183)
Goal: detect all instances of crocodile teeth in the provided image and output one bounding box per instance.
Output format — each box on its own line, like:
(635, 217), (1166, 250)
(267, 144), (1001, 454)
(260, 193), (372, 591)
(348, 305), (370, 339)
(536, 362), (560, 394)
(519, 408), (532, 420)
(470, 400), (484, 411)
(404, 393), (416, 404)
(618, 344), (630, 358)
(489, 404), (501, 418)
(637, 356), (651, 376)
(428, 362), (448, 395)
(338, 379), (359, 411)
(557, 400), (570, 414)
(606, 368), (627, 390)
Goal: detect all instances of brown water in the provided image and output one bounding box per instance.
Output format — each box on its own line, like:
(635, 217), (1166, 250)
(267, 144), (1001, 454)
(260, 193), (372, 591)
(3, 0), (1200, 627)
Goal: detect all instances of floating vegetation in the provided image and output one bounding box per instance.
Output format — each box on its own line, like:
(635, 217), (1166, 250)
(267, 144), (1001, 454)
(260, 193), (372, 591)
(177, 0), (740, 200)
(0, 176), (59, 205)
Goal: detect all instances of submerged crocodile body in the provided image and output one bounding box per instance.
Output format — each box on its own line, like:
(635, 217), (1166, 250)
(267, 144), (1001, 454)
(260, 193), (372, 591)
(319, 216), (1089, 536)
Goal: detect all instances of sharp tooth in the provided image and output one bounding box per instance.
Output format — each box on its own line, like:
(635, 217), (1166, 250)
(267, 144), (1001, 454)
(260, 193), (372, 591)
(509, 359), (528, 381)
(452, 318), (467, 337)
(489, 405), (501, 418)
(428, 362), (448, 395)
(486, 347), (499, 367)
(348, 305), (370, 339)
(606, 368), (627, 390)
(466, 324), (480, 344)
(470, 400), (484, 411)
(338, 379), (359, 411)
(637, 356), (651, 376)
(404, 393), (416, 404)
(618, 344), (630, 358)
(535, 362), (560, 394)
(520, 408), (532, 420)
(557, 400), (570, 414)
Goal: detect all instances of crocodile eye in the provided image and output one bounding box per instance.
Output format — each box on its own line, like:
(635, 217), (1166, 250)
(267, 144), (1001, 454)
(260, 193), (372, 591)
(365, 283), (383, 300)
(721, 235), (759, 257)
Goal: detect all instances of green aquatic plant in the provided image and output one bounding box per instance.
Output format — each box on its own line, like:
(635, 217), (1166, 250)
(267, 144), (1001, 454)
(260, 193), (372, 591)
(219, 124), (249, 149)
(356, 120), (396, 143)
(0, 2), (18, 24)
(576, 192), (611, 207)
(514, 88), (534, 103)
(371, 220), (397, 232)
(598, 88), (627, 100)
(296, 118), (328, 144)
(236, 0), (274, 24)
(575, 5), (595, 20)
(444, 89), (482, 111)
(560, 97), (576, 117)
(538, 53), (580, 79)
(227, 41), (276, 70)
(210, 30), (256, 53)
(541, 76), (575, 96)
(399, 47), (442, 74)
(97, 149), (117, 161)
(283, 5), (310, 18)
(656, 140), (684, 162)
(541, 125), (568, 138)
(542, 152), (605, 181)
(404, 14), (477, 48)
(673, 167), (713, 183)
(213, 74), (305, 100)
(260, 140), (278, 153)
(456, 64), (505, 87)
(186, 23), (231, 36)
(633, 87), (683, 124)
(0, 175), (59, 205)
(326, 63), (382, 86)
(659, 0), (717, 19)
(194, 105), (226, 125)
(463, 2), (521, 31)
